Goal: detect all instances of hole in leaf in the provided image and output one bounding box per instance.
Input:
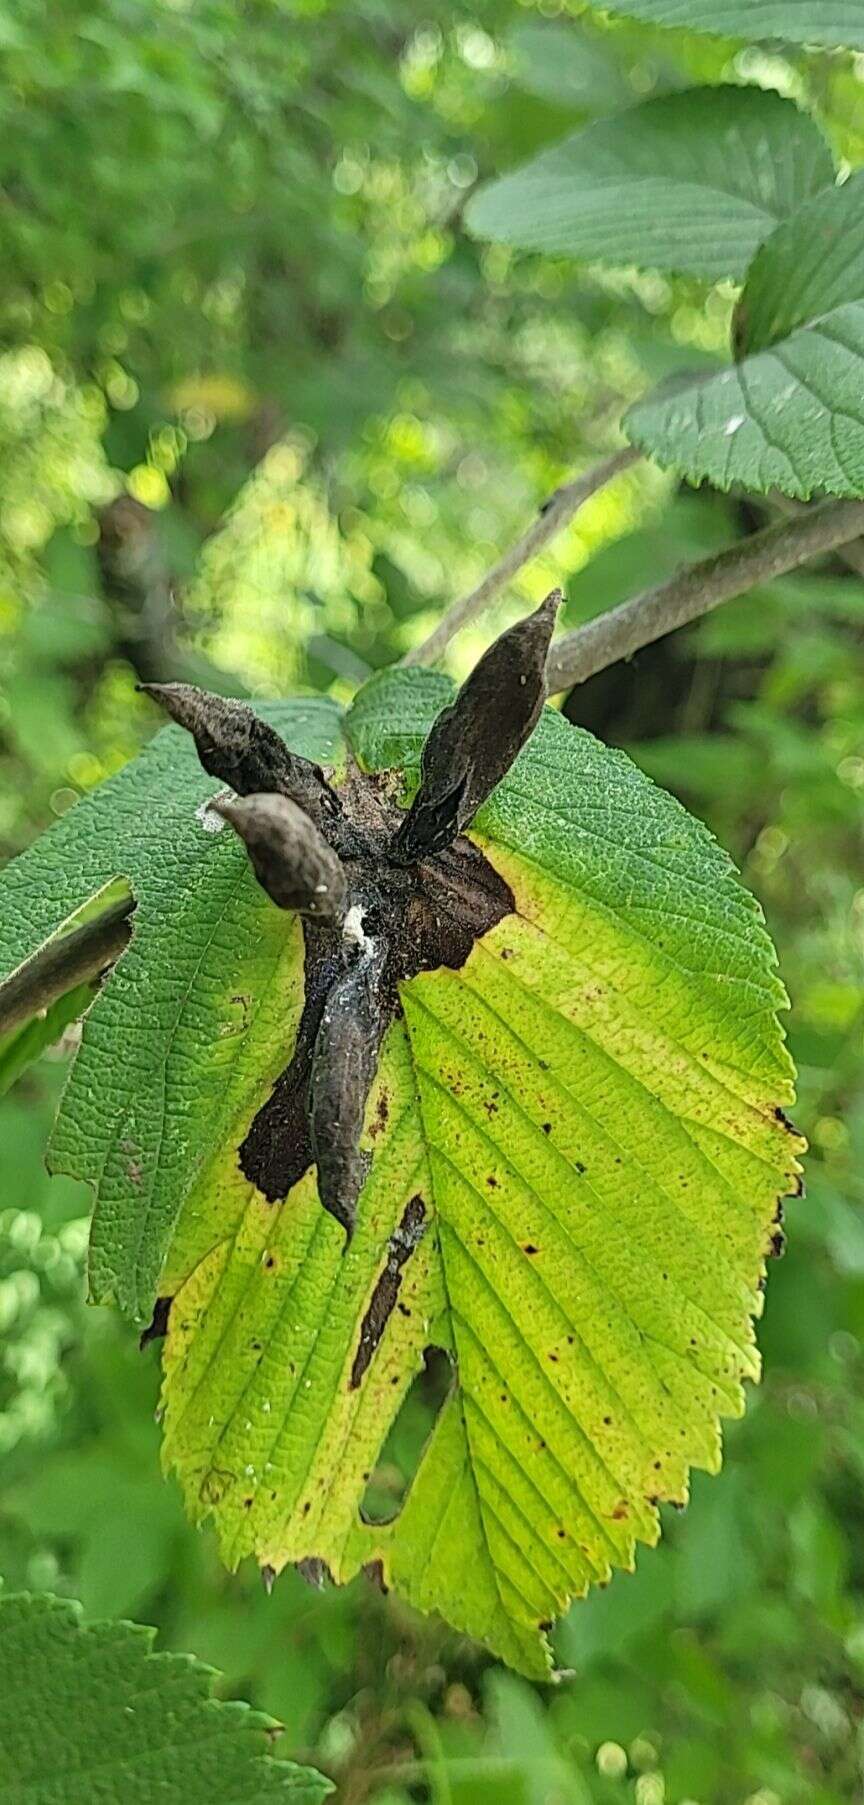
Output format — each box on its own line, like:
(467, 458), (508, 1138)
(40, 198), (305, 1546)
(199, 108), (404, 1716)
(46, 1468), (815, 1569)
(359, 1345), (454, 1526)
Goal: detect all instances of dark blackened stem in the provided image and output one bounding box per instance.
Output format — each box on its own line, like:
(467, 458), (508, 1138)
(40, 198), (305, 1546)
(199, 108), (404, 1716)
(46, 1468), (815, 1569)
(392, 591), (560, 865)
(0, 898), (134, 1040)
(309, 934), (390, 1238)
(138, 683), (342, 829)
(240, 919), (345, 1201)
(402, 447), (640, 667)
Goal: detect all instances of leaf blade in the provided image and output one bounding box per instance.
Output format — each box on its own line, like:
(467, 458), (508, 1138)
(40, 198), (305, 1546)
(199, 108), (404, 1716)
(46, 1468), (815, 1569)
(157, 669), (801, 1675)
(466, 88), (834, 282)
(0, 1593), (330, 1805)
(627, 173), (864, 498)
(585, 1), (864, 52)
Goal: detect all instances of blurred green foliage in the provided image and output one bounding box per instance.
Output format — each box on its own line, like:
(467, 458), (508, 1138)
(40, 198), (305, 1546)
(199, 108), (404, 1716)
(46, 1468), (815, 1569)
(1, 3), (863, 1801)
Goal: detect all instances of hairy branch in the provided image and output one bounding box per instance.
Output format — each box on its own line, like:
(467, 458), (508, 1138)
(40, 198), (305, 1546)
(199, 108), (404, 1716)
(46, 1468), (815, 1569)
(0, 898), (134, 1041)
(546, 496), (864, 694)
(403, 446), (641, 667)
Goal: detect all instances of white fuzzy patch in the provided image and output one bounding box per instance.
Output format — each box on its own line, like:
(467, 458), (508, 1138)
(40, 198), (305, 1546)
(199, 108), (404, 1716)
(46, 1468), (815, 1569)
(195, 790), (231, 834)
(343, 903), (372, 950)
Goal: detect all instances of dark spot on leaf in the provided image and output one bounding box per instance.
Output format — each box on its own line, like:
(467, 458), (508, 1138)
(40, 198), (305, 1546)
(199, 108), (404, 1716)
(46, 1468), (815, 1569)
(369, 1089), (390, 1139)
(523, 1243), (539, 1255)
(541, 1122), (552, 1134)
(349, 1195), (427, 1389)
(239, 766), (513, 1225)
(139, 1295), (172, 1349)
(362, 1559), (389, 1594)
(610, 1503), (629, 1520)
(769, 1228), (786, 1258)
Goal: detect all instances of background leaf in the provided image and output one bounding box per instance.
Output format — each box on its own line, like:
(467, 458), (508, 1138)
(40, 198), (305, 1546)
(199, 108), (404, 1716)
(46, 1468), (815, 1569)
(506, 22), (634, 114)
(627, 173), (864, 497)
(586, 1), (864, 51)
(466, 88), (834, 281)
(0, 1593), (330, 1804)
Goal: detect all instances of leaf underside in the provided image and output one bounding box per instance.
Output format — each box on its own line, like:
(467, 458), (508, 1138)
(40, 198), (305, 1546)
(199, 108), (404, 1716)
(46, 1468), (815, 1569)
(466, 87), (834, 283)
(0, 1593), (330, 1804)
(0, 671), (802, 1674)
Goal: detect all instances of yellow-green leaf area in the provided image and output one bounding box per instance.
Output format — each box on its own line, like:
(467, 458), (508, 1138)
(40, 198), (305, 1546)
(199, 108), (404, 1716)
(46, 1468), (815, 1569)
(158, 674), (803, 1678)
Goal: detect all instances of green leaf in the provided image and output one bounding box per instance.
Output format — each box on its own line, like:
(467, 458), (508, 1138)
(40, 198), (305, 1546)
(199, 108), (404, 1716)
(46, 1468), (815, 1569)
(0, 1593), (330, 1805)
(586, 1), (864, 52)
(0, 671), (802, 1674)
(466, 88), (834, 282)
(507, 22), (634, 114)
(0, 699), (343, 1316)
(627, 173), (864, 498)
(0, 981), (93, 1099)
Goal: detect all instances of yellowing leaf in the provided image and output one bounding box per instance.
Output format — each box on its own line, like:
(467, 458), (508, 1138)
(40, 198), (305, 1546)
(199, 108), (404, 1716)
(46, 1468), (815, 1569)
(0, 668), (802, 1673)
(149, 672), (802, 1677)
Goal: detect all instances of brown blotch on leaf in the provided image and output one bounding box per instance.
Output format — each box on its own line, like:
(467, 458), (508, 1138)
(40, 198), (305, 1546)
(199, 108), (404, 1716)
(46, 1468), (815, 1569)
(139, 1295), (172, 1349)
(241, 782), (512, 1220)
(369, 1089), (390, 1139)
(156, 671), (524, 1242)
(349, 1195), (427, 1389)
